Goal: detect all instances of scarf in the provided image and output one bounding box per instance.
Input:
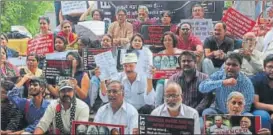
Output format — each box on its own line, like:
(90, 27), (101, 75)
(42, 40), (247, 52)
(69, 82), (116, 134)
(55, 96), (76, 134)
(57, 31), (76, 44)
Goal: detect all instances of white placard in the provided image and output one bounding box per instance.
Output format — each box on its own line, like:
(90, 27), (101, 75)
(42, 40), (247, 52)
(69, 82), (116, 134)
(46, 50), (77, 60)
(78, 21), (105, 36)
(94, 51), (118, 80)
(180, 19), (213, 41)
(8, 57), (27, 67)
(61, 1), (88, 15)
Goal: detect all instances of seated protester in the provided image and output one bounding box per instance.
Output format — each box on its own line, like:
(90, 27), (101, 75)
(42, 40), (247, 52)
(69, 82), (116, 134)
(107, 8), (133, 47)
(176, 22), (203, 71)
(54, 35), (67, 52)
(7, 77), (50, 134)
(1, 80), (24, 134)
(199, 52), (254, 116)
(233, 32), (263, 76)
(166, 51), (213, 115)
(47, 52), (90, 105)
(132, 5), (157, 34)
(0, 46), (19, 78)
(191, 4), (205, 19)
(94, 81), (138, 134)
(34, 80), (89, 134)
(57, 20), (78, 50)
(151, 82), (200, 134)
(79, 9), (109, 34)
(100, 53), (155, 114)
(263, 34), (273, 57)
(203, 22), (234, 75)
(158, 32), (183, 54)
(226, 92), (271, 134)
(160, 10), (177, 33)
(18, 53), (43, 98)
(251, 54), (273, 130)
(77, 36), (98, 57)
(0, 33), (19, 57)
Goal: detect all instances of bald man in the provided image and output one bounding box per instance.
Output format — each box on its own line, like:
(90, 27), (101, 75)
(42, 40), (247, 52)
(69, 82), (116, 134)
(233, 32), (263, 76)
(151, 82), (200, 134)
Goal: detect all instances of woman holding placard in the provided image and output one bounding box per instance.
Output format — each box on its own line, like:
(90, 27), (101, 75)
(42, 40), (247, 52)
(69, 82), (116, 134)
(159, 32), (183, 55)
(57, 20), (78, 50)
(37, 16), (52, 37)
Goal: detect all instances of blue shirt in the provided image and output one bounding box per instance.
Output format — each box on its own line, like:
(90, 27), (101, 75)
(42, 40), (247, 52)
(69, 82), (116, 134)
(199, 71), (254, 113)
(7, 87), (50, 133)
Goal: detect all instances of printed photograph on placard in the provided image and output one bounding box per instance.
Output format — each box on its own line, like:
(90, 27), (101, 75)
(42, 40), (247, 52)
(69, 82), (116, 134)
(71, 121), (125, 135)
(153, 54), (180, 79)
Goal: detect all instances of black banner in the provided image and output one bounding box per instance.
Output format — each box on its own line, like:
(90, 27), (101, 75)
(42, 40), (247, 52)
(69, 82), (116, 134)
(141, 25), (170, 45)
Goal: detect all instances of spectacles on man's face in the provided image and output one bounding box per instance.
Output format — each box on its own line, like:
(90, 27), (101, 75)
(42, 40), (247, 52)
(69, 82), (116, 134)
(181, 28), (190, 31)
(165, 94), (180, 99)
(107, 89), (122, 95)
(266, 65), (273, 70)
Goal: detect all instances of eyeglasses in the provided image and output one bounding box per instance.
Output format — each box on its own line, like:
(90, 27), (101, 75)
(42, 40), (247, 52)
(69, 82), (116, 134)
(266, 65), (273, 70)
(231, 101), (243, 106)
(225, 63), (239, 67)
(107, 89), (122, 95)
(165, 94), (180, 99)
(181, 28), (190, 31)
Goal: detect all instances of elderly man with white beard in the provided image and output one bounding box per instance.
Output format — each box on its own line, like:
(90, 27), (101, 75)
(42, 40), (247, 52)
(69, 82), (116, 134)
(151, 82), (201, 134)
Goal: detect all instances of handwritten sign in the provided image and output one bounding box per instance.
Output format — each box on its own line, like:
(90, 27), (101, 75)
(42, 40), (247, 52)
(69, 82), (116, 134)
(180, 19), (213, 41)
(139, 114), (194, 135)
(78, 21), (105, 36)
(71, 121), (125, 135)
(94, 51), (118, 80)
(141, 25), (170, 45)
(43, 60), (72, 85)
(82, 48), (112, 70)
(61, 1), (87, 15)
(222, 8), (256, 39)
(153, 54), (180, 79)
(27, 34), (54, 55)
(204, 115), (261, 135)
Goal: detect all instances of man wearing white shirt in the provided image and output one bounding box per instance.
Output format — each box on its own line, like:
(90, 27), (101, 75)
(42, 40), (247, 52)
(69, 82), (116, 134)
(101, 53), (155, 114)
(151, 81), (201, 134)
(94, 80), (138, 134)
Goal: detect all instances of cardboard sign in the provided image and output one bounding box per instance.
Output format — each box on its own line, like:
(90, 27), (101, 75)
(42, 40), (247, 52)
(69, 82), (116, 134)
(153, 54), (180, 79)
(43, 60), (72, 85)
(139, 114), (194, 135)
(141, 25), (170, 45)
(27, 34), (54, 55)
(61, 1), (87, 15)
(71, 121), (125, 135)
(204, 115), (261, 135)
(82, 48), (112, 70)
(222, 8), (256, 39)
(180, 19), (213, 41)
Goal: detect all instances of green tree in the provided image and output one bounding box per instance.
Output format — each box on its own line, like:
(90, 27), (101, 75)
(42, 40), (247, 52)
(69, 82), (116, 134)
(0, 0), (54, 36)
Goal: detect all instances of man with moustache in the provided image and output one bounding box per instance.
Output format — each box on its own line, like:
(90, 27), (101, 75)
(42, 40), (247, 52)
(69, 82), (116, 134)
(34, 79), (89, 134)
(191, 4), (205, 19)
(151, 82), (201, 134)
(133, 5), (157, 33)
(100, 53), (155, 114)
(203, 22), (234, 75)
(251, 54), (273, 131)
(94, 81), (138, 134)
(233, 32), (263, 76)
(7, 77), (50, 134)
(200, 52), (254, 116)
(168, 51), (213, 115)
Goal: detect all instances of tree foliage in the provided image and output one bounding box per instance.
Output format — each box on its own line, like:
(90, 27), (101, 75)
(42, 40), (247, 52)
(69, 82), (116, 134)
(1, 0), (54, 35)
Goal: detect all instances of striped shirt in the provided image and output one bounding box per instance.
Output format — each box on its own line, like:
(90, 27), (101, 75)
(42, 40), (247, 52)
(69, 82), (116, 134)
(169, 71), (213, 114)
(199, 71), (254, 113)
(1, 102), (24, 131)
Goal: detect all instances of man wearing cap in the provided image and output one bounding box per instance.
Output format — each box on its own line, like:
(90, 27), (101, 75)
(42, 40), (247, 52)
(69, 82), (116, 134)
(34, 79), (89, 134)
(101, 53), (155, 114)
(7, 77), (50, 134)
(94, 80), (138, 134)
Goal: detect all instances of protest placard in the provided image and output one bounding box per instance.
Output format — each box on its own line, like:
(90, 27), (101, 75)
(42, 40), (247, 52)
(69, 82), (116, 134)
(43, 60), (72, 85)
(94, 51), (118, 80)
(7, 57), (27, 67)
(180, 19), (213, 41)
(78, 21), (105, 36)
(222, 7), (256, 39)
(61, 1), (88, 15)
(71, 121), (125, 135)
(82, 48), (112, 70)
(46, 50), (77, 60)
(153, 54), (180, 79)
(139, 114), (194, 135)
(204, 115), (261, 135)
(141, 25), (170, 45)
(27, 34), (54, 55)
